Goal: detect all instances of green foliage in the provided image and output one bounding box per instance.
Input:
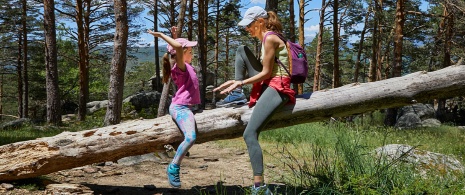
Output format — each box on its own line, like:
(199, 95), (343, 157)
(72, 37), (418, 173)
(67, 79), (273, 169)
(261, 121), (465, 194)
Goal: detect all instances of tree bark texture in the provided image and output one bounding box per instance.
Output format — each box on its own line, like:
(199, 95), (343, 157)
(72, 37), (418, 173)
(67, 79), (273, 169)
(76, 0), (89, 121)
(313, 0), (326, 91)
(1, 65), (464, 181)
(332, 0), (341, 88)
(384, 0), (405, 126)
(104, 0), (128, 125)
(44, 0), (61, 125)
(21, 0), (28, 118)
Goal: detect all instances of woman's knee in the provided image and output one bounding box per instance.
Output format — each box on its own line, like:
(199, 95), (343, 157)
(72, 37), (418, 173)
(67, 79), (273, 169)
(243, 131), (256, 145)
(237, 45), (246, 53)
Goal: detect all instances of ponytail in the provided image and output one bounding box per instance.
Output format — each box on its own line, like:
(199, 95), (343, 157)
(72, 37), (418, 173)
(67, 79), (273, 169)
(162, 53), (173, 83)
(265, 11), (283, 34)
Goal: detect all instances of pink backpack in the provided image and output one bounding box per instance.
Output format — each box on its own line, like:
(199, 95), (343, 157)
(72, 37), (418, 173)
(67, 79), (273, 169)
(263, 31), (308, 84)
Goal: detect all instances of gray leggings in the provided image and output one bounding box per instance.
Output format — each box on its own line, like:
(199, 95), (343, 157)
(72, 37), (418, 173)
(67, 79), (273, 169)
(235, 45), (289, 176)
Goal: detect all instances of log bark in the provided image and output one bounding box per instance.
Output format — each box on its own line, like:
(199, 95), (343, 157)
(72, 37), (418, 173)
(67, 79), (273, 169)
(1, 65), (465, 181)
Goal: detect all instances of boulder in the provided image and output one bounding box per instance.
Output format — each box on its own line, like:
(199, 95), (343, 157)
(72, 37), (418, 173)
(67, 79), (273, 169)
(375, 144), (464, 176)
(395, 103), (441, 129)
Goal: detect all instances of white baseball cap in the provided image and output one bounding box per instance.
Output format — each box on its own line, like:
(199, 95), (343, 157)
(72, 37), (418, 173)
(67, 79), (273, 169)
(238, 6), (268, 27)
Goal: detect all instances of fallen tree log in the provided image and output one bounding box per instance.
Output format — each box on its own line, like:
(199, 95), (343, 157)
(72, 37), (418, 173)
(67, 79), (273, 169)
(1, 65), (464, 181)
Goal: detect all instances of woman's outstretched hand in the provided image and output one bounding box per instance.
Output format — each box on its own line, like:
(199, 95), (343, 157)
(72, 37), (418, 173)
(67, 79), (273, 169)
(213, 80), (242, 94)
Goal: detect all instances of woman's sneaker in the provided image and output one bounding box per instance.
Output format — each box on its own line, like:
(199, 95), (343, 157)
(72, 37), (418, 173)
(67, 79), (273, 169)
(216, 90), (247, 107)
(251, 184), (273, 195)
(166, 163), (181, 188)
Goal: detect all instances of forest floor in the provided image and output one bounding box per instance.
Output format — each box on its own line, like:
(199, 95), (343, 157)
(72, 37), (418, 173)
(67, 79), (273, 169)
(3, 139), (290, 195)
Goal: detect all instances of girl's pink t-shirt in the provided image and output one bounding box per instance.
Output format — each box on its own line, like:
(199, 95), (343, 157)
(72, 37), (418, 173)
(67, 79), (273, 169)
(170, 63), (201, 105)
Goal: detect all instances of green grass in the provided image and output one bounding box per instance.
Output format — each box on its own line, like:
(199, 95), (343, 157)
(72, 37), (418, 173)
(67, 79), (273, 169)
(215, 111), (465, 194)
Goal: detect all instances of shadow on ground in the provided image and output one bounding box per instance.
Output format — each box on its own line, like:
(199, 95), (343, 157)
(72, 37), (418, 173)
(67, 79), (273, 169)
(84, 182), (310, 195)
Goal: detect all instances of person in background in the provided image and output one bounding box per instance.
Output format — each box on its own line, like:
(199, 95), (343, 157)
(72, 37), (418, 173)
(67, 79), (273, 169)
(147, 27), (199, 188)
(213, 6), (296, 195)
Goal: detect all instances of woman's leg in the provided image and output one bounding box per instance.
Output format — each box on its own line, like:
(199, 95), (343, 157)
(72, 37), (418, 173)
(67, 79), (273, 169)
(169, 104), (197, 165)
(234, 45), (262, 80)
(217, 45), (263, 107)
(243, 86), (289, 184)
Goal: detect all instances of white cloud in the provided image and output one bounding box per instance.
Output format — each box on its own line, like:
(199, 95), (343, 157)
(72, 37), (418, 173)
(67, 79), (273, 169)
(306, 25), (319, 33)
(249, 0), (266, 4)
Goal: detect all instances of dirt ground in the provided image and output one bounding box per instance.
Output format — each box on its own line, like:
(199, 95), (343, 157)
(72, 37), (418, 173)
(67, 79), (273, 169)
(3, 139), (289, 195)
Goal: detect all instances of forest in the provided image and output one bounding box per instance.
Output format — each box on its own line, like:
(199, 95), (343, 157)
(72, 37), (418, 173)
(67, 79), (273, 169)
(0, 0), (464, 127)
(1, 0), (465, 194)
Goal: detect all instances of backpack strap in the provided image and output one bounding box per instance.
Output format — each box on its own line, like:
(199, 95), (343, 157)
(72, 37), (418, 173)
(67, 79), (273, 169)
(263, 31), (291, 77)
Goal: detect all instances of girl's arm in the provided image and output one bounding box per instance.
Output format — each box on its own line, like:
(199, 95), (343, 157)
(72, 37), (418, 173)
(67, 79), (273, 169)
(147, 30), (186, 71)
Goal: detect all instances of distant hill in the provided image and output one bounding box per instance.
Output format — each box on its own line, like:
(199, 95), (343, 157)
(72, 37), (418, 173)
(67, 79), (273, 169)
(127, 46), (167, 70)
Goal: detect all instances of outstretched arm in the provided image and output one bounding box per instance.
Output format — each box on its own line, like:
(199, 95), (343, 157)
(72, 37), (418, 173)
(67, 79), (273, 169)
(147, 29), (186, 71)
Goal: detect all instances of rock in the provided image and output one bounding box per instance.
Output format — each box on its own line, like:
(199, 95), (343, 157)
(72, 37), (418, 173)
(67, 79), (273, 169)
(395, 103), (441, 129)
(117, 153), (161, 166)
(203, 157), (219, 162)
(123, 91), (162, 112)
(375, 144), (464, 176)
(0, 183), (14, 191)
(395, 113), (422, 129)
(45, 183), (93, 195)
(0, 118), (31, 130)
(86, 100), (108, 114)
(420, 118), (441, 127)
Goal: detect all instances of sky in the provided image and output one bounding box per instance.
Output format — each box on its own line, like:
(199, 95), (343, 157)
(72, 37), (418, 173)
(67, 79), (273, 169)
(140, 0), (323, 47)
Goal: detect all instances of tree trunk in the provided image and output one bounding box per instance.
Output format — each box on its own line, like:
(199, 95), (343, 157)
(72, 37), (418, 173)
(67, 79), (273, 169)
(104, 0), (128, 125)
(354, 5), (371, 83)
(384, 0), (405, 126)
(213, 0), (220, 105)
(188, 0), (193, 40)
(76, 0), (88, 121)
(369, 0), (381, 82)
(44, 0), (61, 125)
(298, 0), (306, 94)
(332, 0), (340, 88)
(1, 65), (464, 181)
(153, 0), (161, 92)
(198, 0), (208, 109)
(265, 0), (278, 12)
(436, 8), (454, 122)
(313, 0), (327, 91)
(17, 34), (23, 118)
(21, 0), (28, 118)
(157, 80), (171, 117)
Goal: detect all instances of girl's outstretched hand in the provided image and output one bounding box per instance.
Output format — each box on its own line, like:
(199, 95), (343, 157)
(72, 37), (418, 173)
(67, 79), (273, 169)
(147, 29), (162, 37)
(213, 80), (242, 94)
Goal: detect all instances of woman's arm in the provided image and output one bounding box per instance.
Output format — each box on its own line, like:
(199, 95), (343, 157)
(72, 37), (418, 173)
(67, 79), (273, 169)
(147, 29), (186, 71)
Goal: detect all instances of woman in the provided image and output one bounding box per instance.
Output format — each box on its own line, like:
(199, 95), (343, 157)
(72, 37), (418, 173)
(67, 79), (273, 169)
(147, 27), (199, 189)
(214, 6), (296, 195)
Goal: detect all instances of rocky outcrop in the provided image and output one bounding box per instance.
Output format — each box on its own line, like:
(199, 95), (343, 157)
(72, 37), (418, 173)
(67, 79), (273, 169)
(395, 103), (442, 129)
(375, 144), (464, 176)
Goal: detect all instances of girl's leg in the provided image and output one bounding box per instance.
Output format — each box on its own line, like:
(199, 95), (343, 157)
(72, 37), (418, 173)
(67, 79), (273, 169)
(243, 86), (289, 184)
(169, 104), (197, 165)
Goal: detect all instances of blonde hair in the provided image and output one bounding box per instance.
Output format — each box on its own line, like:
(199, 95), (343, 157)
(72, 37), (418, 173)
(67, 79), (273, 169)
(265, 11), (283, 34)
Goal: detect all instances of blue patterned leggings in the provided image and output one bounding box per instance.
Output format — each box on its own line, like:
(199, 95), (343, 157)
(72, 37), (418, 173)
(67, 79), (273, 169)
(169, 104), (197, 165)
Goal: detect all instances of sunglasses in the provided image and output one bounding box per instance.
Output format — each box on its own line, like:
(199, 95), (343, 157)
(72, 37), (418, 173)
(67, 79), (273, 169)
(246, 19), (257, 28)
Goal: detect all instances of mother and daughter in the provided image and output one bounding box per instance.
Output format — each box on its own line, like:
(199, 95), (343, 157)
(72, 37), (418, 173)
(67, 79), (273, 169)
(148, 6), (295, 195)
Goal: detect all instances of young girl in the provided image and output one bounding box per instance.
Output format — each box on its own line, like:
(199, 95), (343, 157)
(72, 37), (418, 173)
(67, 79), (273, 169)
(214, 6), (295, 195)
(147, 28), (199, 188)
